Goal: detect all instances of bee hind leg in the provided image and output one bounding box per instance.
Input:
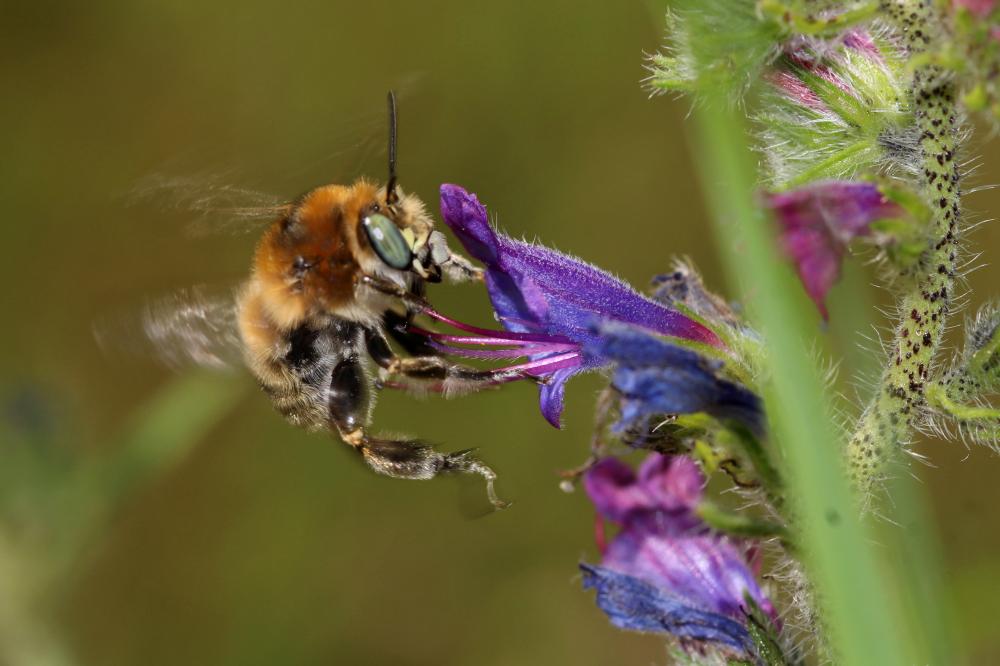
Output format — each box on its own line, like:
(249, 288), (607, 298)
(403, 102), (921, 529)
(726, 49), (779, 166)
(339, 429), (509, 510)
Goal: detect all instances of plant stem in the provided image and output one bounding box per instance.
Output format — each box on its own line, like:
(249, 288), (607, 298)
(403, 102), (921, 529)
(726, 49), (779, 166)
(847, 0), (963, 496)
(690, 97), (907, 666)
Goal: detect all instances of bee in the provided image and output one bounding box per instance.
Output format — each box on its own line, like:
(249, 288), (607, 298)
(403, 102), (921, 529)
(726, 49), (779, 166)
(134, 94), (522, 508)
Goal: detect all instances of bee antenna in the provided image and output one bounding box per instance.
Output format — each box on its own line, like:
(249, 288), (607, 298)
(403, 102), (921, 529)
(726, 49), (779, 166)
(386, 90), (399, 204)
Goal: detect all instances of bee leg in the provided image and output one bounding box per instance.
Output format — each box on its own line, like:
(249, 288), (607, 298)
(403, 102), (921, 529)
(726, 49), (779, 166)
(357, 275), (430, 312)
(327, 344), (508, 509)
(364, 328), (540, 392)
(388, 356), (537, 387)
(415, 230), (484, 282)
(440, 254), (483, 283)
(339, 429), (509, 509)
(424, 230), (484, 284)
(382, 309), (439, 358)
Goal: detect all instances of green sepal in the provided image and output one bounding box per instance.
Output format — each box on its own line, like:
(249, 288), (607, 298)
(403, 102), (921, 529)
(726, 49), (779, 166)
(744, 594), (793, 666)
(648, 0), (782, 103)
(756, 29), (912, 188)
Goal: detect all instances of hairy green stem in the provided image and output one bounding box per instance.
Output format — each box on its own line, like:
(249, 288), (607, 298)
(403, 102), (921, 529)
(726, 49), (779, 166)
(692, 99), (908, 666)
(928, 382), (1000, 421)
(848, 0), (962, 495)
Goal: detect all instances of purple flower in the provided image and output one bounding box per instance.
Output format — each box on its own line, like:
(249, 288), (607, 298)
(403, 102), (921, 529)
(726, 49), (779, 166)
(428, 184), (724, 427)
(581, 454), (775, 658)
(765, 180), (902, 319)
(584, 323), (763, 435)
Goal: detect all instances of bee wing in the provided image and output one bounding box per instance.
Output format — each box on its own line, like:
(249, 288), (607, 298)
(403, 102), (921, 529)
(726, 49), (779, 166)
(95, 286), (246, 372)
(126, 173), (290, 238)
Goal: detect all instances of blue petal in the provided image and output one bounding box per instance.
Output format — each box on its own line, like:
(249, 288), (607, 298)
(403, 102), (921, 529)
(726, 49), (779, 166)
(615, 367), (763, 434)
(587, 322), (722, 370)
(580, 564), (754, 656)
(439, 184), (500, 265)
(439, 184), (722, 347)
(496, 238), (721, 346)
(586, 324), (763, 434)
(483, 269), (549, 334)
(537, 366), (577, 428)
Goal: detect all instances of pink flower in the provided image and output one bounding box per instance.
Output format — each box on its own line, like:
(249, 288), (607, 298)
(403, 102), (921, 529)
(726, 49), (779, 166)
(765, 181), (902, 319)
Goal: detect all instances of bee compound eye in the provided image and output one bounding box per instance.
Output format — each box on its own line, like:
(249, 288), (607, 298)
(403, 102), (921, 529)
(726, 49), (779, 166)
(362, 213), (412, 270)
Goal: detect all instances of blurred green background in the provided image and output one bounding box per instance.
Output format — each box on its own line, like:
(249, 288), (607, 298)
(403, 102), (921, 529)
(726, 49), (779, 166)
(2, 1), (1000, 664)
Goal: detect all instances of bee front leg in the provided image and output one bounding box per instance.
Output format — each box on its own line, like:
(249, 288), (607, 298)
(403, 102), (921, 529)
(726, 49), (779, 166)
(357, 275), (430, 312)
(425, 231), (484, 284)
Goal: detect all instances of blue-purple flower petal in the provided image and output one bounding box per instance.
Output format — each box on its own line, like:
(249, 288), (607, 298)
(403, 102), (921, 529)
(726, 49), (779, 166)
(603, 521), (770, 621)
(582, 454), (776, 657)
(584, 454), (701, 525)
(580, 564), (754, 654)
(440, 185), (723, 347)
(439, 184), (726, 426)
(585, 323), (763, 434)
(538, 367), (574, 428)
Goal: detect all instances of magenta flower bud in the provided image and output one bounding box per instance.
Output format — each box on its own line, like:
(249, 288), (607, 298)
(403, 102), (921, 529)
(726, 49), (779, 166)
(768, 70), (827, 110)
(765, 180), (903, 319)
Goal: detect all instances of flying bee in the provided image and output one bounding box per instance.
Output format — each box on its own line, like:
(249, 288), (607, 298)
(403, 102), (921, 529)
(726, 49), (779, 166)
(128, 94), (526, 508)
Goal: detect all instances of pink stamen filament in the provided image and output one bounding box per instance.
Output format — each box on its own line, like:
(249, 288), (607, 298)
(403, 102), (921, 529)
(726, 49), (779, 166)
(427, 341), (575, 360)
(499, 351), (582, 376)
(407, 324), (545, 348)
(403, 307), (584, 382)
(421, 307), (574, 344)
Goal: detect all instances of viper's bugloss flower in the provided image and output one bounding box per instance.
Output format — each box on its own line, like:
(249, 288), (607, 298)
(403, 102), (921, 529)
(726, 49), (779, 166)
(765, 180), (903, 319)
(431, 184), (724, 427)
(580, 454), (775, 658)
(584, 323), (763, 435)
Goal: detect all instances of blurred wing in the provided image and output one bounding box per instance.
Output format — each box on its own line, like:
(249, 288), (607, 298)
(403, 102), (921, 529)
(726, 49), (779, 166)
(95, 286), (246, 371)
(123, 82), (430, 238)
(127, 173), (289, 238)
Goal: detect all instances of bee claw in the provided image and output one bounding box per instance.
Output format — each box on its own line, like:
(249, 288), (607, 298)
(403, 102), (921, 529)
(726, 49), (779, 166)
(443, 449), (511, 510)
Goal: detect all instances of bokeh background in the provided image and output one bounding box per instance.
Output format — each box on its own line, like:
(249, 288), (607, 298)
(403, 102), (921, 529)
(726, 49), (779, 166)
(2, 1), (1000, 664)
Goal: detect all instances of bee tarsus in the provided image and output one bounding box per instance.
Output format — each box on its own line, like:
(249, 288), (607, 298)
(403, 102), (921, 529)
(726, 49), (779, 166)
(339, 429), (508, 509)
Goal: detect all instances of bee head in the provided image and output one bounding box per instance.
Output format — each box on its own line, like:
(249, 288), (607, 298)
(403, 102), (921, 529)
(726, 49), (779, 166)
(252, 180), (445, 328)
(248, 92), (455, 329)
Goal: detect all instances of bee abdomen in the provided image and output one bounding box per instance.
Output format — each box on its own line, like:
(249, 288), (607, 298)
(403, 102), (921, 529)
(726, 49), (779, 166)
(260, 378), (329, 431)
